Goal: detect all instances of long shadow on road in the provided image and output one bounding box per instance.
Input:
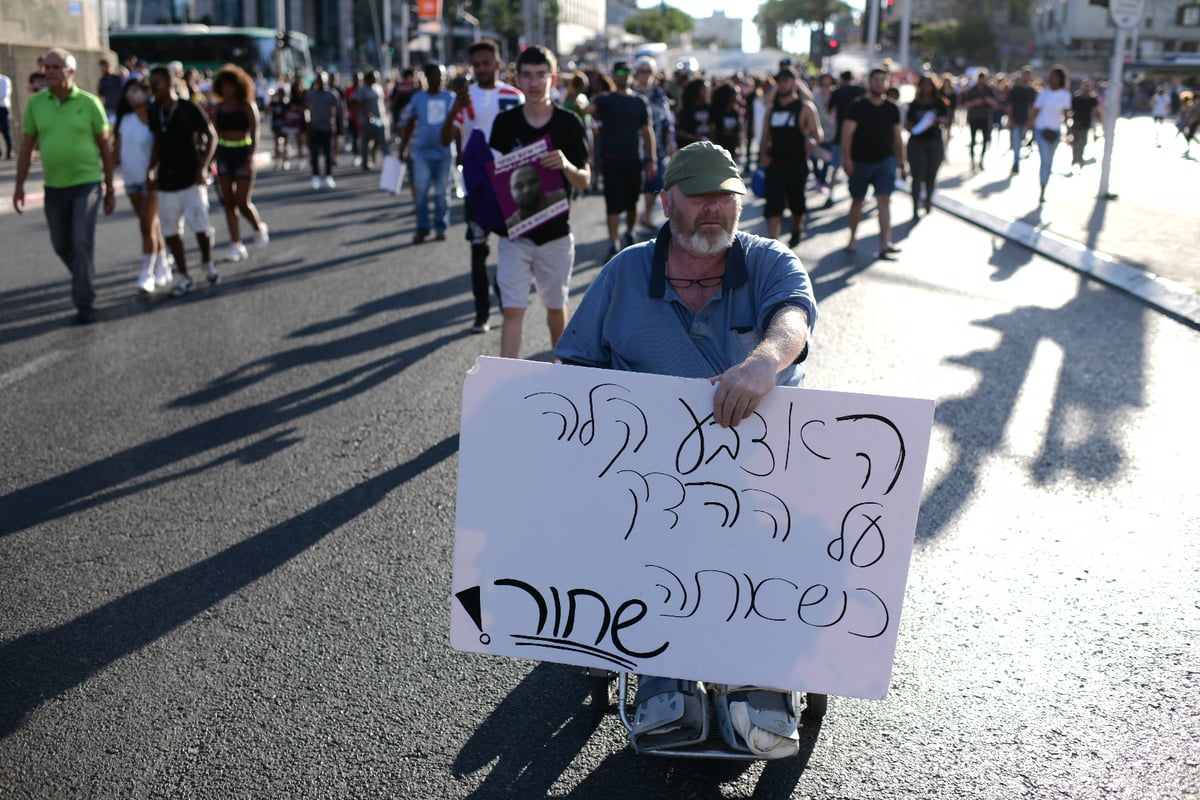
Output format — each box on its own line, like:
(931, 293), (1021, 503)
(0, 433), (459, 738)
(916, 281), (1146, 540)
(0, 324), (461, 539)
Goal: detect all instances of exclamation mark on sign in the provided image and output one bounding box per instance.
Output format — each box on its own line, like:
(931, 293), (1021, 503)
(455, 586), (490, 645)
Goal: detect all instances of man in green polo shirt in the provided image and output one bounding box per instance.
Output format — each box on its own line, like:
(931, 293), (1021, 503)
(11, 47), (116, 324)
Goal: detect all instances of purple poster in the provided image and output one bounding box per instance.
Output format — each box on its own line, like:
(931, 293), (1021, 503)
(487, 136), (569, 238)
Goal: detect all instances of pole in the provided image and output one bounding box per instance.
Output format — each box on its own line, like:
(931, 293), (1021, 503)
(399, 0), (409, 68)
(1097, 29), (1123, 200)
(275, 0), (287, 82)
(383, 0), (393, 74)
(899, 0), (911, 69)
(867, 0), (880, 59)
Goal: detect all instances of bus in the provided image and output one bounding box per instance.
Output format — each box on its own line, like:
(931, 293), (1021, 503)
(108, 25), (313, 82)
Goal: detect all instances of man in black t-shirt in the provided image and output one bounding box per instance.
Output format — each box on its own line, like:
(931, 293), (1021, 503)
(589, 61), (657, 258)
(489, 45), (591, 360)
(826, 70), (865, 203)
(148, 65), (219, 296)
(1006, 67), (1038, 175)
(840, 68), (906, 259)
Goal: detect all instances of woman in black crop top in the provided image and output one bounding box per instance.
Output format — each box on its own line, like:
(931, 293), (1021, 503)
(212, 64), (269, 262)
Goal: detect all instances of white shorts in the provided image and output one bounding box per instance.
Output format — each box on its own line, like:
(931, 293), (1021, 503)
(158, 185), (211, 237)
(496, 233), (575, 310)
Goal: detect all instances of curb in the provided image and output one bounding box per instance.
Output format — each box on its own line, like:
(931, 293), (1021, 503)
(924, 189), (1200, 328)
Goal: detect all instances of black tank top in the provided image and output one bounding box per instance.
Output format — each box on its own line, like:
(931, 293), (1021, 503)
(215, 105), (251, 133)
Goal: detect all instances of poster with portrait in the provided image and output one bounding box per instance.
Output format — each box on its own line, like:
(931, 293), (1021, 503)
(487, 136), (569, 238)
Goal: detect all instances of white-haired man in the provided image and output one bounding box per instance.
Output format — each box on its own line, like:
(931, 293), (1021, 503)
(556, 141), (818, 758)
(11, 48), (116, 324)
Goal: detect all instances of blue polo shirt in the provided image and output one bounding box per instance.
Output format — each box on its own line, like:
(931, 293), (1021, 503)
(556, 226), (817, 384)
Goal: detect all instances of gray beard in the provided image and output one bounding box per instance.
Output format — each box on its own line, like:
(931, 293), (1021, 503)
(671, 223), (736, 256)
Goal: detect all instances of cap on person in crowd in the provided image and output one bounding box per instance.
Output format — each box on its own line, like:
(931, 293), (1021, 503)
(634, 56), (656, 73)
(777, 67), (797, 81)
(664, 141), (746, 196)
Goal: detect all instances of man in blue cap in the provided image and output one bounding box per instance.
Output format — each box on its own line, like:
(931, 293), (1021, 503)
(555, 141), (818, 757)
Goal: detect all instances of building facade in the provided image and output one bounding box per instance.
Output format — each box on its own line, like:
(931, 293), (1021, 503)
(1030, 0), (1200, 74)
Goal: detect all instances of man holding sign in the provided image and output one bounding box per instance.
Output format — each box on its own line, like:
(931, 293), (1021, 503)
(554, 141), (818, 757)
(488, 46), (590, 360)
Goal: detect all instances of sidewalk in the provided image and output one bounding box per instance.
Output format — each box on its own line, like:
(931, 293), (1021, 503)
(919, 114), (1200, 326)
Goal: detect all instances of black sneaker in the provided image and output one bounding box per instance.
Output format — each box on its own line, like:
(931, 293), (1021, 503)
(413, 229), (430, 245)
(74, 305), (96, 325)
(435, 232), (447, 241)
(621, 231), (635, 250)
(787, 231), (802, 247)
(605, 244), (619, 261)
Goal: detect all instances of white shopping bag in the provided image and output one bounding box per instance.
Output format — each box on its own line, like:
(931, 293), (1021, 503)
(380, 155), (406, 195)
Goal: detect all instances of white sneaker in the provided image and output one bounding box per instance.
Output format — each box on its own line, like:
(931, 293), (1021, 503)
(205, 262), (222, 285)
(254, 223), (270, 247)
(224, 242), (249, 262)
(137, 264), (155, 294)
(154, 260), (173, 288)
(322, 175), (336, 189)
(310, 175), (322, 190)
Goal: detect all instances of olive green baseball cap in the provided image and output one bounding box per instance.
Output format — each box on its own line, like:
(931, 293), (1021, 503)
(663, 141), (746, 196)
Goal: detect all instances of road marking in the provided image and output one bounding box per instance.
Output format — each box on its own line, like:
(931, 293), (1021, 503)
(0, 350), (69, 391)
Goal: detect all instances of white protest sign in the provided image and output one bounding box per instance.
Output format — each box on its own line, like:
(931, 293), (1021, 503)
(450, 357), (935, 700)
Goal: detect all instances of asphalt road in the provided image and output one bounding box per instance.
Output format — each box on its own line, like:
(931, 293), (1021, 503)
(1, 167), (1197, 799)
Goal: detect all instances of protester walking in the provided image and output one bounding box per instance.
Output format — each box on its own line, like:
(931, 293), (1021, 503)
(211, 64), (269, 263)
(632, 56), (674, 231)
(356, 71), (389, 170)
(113, 75), (169, 293)
(147, 64), (220, 296)
(826, 70), (865, 208)
(840, 68), (906, 258)
(759, 67), (822, 246)
(488, 45), (590, 359)
(1006, 66), (1038, 175)
(905, 73), (950, 219)
(1069, 79), (1101, 170)
(963, 70), (998, 170)
(442, 39), (524, 333)
(305, 71), (344, 189)
(399, 63), (454, 244)
(1032, 65), (1072, 204)
(11, 48), (116, 324)
(589, 61), (658, 258)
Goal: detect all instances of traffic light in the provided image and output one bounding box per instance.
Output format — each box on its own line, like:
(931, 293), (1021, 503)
(826, 36), (841, 55)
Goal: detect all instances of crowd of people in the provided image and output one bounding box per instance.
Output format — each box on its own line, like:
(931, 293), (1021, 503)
(3, 40), (1197, 758)
(5, 41), (1199, 331)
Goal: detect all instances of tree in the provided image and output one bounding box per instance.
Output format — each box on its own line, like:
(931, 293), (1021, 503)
(623, 6), (694, 43)
(756, 0), (852, 51)
(916, 15), (997, 66)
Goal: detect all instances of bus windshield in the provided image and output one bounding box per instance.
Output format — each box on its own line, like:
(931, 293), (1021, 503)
(108, 26), (312, 82)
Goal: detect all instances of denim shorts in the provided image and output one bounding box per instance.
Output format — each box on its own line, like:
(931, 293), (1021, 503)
(848, 155), (897, 200)
(125, 182), (149, 195)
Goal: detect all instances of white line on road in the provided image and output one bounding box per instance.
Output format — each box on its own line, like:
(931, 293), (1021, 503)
(0, 350), (69, 391)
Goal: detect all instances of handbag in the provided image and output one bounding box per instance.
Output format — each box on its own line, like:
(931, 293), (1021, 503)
(379, 154), (406, 194)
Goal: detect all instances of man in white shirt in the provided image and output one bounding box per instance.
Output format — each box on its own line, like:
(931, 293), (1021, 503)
(440, 39), (523, 333)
